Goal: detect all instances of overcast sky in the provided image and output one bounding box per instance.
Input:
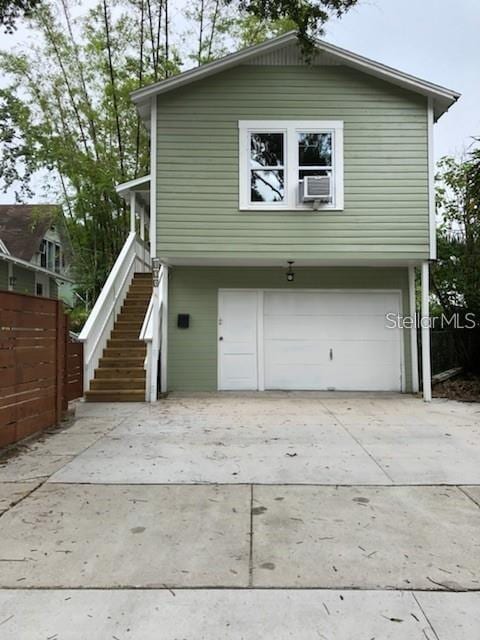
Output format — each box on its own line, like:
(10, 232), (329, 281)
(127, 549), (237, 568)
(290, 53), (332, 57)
(0, 0), (478, 204)
(325, 0), (480, 159)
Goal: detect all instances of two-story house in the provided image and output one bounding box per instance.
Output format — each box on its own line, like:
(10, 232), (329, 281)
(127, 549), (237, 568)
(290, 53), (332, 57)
(80, 32), (459, 402)
(0, 204), (74, 303)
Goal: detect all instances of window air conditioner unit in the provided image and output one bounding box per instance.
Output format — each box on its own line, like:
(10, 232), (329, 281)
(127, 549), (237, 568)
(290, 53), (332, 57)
(302, 175), (331, 202)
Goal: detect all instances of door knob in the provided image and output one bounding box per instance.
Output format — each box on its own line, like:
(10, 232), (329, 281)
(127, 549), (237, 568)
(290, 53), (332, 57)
(219, 336), (224, 341)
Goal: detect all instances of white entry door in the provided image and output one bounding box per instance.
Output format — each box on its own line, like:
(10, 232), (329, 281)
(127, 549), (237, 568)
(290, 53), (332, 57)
(263, 291), (402, 391)
(218, 290), (258, 390)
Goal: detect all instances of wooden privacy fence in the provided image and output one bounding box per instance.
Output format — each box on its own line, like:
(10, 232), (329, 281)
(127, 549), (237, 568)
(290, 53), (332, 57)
(66, 338), (83, 402)
(0, 291), (83, 448)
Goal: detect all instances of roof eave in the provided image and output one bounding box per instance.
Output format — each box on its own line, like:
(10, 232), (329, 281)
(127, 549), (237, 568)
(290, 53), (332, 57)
(0, 251), (74, 283)
(131, 31), (298, 106)
(132, 31), (461, 123)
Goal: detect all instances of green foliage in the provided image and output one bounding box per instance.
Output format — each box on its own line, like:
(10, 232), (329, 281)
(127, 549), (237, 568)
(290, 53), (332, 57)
(66, 304), (89, 333)
(229, 0), (359, 49)
(0, 0), (40, 32)
(433, 148), (480, 319)
(0, 0), (359, 304)
(0, 0), (180, 300)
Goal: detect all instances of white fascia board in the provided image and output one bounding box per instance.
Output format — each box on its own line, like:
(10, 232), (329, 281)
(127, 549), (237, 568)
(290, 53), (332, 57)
(131, 31), (460, 122)
(0, 237), (10, 254)
(131, 31), (298, 104)
(0, 251), (74, 282)
(116, 175), (151, 198)
(313, 38), (460, 105)
(427, 98), (436, 259)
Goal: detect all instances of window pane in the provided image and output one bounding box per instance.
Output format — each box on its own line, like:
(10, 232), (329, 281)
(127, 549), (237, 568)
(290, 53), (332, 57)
(251, 170), (284, 202)
(47, 241), (55, 271)
(299, 169), (329, 180)
(55, 244), (61, 273)
(298, 133), (332, 166)
(250, 133), (284, 168)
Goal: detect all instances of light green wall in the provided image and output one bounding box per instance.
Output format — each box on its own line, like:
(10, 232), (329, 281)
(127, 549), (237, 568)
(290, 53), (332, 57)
(12, 265), (35, 295)
(167, 266), (413, 392)
(156, 64), (429, 261)
(49, 278), (58, 299)
(0, 261), (8, 290)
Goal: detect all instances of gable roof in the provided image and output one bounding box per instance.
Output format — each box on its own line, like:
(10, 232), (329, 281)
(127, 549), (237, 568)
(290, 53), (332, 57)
(131, 31), (460, 124)
(0, 204), (60, 261)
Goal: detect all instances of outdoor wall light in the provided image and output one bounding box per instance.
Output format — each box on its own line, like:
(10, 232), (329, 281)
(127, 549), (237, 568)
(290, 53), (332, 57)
(286, 261), (295, 283)
(8, 276), (16, 288)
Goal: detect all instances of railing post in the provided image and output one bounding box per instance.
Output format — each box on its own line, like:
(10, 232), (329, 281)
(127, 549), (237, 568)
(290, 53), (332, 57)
(149, 258), (161, 402)
(160, 264), (168, 393)
(130, 192), (136, 234)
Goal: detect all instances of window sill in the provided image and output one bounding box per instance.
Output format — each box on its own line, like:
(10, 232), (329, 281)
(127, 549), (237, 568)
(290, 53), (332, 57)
(239, 206), (345, 213)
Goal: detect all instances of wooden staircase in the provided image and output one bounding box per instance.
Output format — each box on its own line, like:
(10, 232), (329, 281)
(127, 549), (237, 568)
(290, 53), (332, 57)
(85, 272), (152, 402)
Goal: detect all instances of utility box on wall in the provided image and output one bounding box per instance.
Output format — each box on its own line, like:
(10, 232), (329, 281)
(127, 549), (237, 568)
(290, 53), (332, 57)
(177, 313), (190, 329)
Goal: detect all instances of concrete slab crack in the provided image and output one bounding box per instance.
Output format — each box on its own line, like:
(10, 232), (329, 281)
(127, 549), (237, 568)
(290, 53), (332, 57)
(320, 402), (394, 483)
(412, 592), (441, 640)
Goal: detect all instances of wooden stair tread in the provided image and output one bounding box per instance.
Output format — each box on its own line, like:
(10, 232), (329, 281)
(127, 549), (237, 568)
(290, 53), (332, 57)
(85, 272), (152, 403)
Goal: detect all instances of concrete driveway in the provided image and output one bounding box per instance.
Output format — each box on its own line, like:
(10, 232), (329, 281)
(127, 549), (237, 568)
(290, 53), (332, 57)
(0, 393), (479, 638)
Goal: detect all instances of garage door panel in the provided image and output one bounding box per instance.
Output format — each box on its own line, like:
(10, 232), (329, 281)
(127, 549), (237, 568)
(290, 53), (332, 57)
(263, 291), (401, 391)
(265, 340), (330, 366)
(330, 340), (400, 363)
(329, 363), (401, 391)
(265, 315), (397, 342)
(265, 364), (327, 390)
(265, 291), (400, 316)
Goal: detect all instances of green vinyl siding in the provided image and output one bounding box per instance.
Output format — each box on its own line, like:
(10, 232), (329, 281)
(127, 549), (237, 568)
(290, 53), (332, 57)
(0, 261), (8, 290)
(12, 265), (35, 294)
(49, 278), (58, 299)
(167, 266), (413, 392)
(156, 64), (429, 261)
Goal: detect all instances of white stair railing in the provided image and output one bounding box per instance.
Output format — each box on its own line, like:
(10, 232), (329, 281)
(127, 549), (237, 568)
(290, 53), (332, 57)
(79, 231), (151, 391)
(140, 263), (167, 402)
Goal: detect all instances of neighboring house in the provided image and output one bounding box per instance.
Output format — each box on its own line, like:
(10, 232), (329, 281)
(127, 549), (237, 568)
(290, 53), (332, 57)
(0, 204), (74, 303)
(80, 32), (460, 402)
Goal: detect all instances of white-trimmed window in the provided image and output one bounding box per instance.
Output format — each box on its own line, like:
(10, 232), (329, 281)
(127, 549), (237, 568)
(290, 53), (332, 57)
(239, 120), (344, 211)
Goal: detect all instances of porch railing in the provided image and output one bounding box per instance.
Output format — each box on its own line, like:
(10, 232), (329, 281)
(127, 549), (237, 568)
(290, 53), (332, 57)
(140, 264), (167, 401)
(79, 231), (150, 391)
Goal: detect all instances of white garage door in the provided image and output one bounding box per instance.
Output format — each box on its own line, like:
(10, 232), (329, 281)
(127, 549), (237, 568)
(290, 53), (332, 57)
(263, 291), (402, 391)
(218, 290), (402, 391)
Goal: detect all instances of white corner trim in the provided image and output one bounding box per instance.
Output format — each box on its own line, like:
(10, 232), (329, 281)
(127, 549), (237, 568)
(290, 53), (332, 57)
(150, 97), (157, 259)
(428, 98), (436, 260)
(421, 261), (432, 402)
(408, 265), (419, 393)
(238, 120), (344, 212)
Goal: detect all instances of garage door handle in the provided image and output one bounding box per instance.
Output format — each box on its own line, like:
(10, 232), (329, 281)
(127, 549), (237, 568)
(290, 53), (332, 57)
(329, 348), (333, 361)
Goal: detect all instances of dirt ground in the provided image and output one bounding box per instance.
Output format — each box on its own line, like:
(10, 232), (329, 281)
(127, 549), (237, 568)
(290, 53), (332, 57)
(433, 374), (480, 403)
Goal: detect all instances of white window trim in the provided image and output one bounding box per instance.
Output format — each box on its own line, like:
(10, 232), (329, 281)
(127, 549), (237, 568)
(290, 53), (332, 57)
(239, 120), (344, 212)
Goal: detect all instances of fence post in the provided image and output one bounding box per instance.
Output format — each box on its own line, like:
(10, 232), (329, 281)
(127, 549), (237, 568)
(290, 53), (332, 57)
(55, 300), (65, 423)
(63, 313), (69, 411)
